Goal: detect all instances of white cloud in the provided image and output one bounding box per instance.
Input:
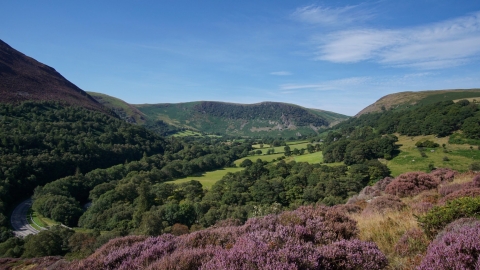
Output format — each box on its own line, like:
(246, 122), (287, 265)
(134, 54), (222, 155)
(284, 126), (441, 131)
(270, 71), (292, 76)
(292, 4), (374, 26)
(280, 76), (370, 91)
(315, 11), (480, 69)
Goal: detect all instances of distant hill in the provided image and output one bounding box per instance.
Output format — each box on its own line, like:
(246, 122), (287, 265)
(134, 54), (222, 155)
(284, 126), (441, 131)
(135, 101), (350, 137)
(0, 39), (108, 113)
(356, 89), (480, 116)
(88, 91), (147, 124)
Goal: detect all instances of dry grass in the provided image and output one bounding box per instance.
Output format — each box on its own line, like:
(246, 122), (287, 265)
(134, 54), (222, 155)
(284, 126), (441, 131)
(351, 210), (424, 270)
(348, 171), (480, 269)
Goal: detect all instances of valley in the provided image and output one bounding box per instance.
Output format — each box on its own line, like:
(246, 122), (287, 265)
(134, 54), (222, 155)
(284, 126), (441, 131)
(1, 38), (480, 269)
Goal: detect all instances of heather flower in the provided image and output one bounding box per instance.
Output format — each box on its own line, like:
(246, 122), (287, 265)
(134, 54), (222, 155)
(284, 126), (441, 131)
(418, 222), (480, 269)
(429, 168), (457, 182)
(385, 172), (439, 197)
(438, 188), (480, 204)
(318, 239), (388, 270)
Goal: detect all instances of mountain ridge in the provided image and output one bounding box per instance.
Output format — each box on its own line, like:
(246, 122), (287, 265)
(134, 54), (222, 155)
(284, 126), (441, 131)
(0, 39), (109, 114)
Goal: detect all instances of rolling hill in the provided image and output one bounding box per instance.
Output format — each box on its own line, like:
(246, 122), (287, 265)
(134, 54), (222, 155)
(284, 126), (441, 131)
(0, 39), (109, 114)
(135, 101), (349, 137)
(87, 92), (350, 137)
(356, 88), (480, 116)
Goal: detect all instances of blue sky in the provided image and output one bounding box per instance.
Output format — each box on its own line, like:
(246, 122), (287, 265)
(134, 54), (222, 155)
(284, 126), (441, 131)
(2, 0), (480, 115)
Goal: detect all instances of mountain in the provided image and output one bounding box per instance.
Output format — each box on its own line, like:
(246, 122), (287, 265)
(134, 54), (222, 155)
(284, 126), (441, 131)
(87, 93), (350, 137)
(0, 39), (108, 113)
(135, 101), (350, 137)
(356, 88), (480, 116)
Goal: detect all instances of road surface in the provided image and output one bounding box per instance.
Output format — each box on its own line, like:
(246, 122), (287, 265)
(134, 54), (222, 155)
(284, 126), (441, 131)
(11, 199), (40, 237)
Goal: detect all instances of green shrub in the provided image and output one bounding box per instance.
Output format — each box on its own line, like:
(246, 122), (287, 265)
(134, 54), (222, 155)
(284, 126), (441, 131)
(417, 197), (480, 238)
(415, 140), (439, 148)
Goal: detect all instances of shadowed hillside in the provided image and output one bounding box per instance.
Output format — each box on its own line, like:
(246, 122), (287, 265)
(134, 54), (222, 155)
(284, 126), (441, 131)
(0, 39), (108, 113)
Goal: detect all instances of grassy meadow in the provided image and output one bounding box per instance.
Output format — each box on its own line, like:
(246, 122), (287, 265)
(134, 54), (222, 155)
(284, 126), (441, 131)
(170, 167), (244, 189)
(384, 134), (480, 176)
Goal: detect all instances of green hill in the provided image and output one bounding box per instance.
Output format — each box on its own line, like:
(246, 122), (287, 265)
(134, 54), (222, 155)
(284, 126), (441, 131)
(356, 88), (480, 116)
(135, 101), (350, 137)
(87, 92), (147, 124)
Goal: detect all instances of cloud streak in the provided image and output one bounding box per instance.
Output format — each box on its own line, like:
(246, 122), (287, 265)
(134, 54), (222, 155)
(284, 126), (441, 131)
(315, 11), (480, 69)
(270, 71), (292, 76)
(281, 76), (370, 91)
(292, 4), (374, 27)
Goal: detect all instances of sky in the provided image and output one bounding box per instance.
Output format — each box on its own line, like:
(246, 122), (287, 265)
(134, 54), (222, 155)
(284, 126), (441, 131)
(1, 0), (480, 116)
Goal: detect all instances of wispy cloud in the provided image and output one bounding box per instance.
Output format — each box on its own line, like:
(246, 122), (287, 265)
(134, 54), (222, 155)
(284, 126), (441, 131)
(281, 76), (370, 91)
(315, 11), (480, 69)
(270, 71), (292, 76)
(291, 4), (374, 27)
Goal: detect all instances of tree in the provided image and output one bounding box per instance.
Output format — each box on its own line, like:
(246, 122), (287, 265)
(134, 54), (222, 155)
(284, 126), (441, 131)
(240, 159), (253, 167)
(284, 145), (291, 156)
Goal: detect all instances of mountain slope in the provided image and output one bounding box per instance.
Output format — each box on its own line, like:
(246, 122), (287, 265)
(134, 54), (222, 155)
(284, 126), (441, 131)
(0, 39), (108, 113)
(135, 101), (350, 137)
(88, 91), (147, 124)
(356, 88), (480, 116)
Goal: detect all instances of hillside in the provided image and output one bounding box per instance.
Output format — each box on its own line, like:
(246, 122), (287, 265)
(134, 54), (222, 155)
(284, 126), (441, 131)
(356, 89), (480, 116)
(0, 39), (108, 113)
(87, 91), (147, 124)
(135, 101), (349, 137)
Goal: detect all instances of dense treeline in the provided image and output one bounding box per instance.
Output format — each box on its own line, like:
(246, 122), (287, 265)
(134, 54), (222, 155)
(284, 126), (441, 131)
(0, 101), (165, 241)
(322, 127), (399, 165)
(32, 157), (388, 239)
(32, 139), (251, 227)
(194, 101), (329, 126)
(338, 100), (480, 139)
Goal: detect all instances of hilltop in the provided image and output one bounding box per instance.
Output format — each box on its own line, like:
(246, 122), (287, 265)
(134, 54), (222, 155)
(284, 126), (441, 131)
(356, 89), (480, 116)
(0, 39), (108, 113)
(135, 101), (349, 137)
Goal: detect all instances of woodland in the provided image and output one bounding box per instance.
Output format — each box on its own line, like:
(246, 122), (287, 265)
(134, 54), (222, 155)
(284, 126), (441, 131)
(0, 97), (479, 269)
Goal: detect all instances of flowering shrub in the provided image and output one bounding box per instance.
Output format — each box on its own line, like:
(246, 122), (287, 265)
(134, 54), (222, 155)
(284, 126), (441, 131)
(374, 176), (394, 192)
(67, 205), (388, 269)
(418, 222), (480, 269)
(437, 188), (480, 204)
(363, 195), (406, 215)
(428, 168), (457, 182)
(318, 239), (388, 270)
(473, 174), (480, 186)
(146, 247), (218, 270)
(385, 172), (439, 198)
(418, 197), (480, 238)
(331, 204), (363, 214)
(434, 218), (480, 241)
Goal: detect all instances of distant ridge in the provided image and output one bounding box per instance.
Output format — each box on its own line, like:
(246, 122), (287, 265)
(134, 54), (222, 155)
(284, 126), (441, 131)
(356, 89), (480, 116)
(135, 100), (349, 136)
(0, 39), (108, 113)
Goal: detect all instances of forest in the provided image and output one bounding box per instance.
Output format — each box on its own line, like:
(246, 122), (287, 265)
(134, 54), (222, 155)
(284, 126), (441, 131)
(1, 98), (480, 269)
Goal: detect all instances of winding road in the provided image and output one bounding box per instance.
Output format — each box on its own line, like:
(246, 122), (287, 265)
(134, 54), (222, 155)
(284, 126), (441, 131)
(11, 199), (41, 237)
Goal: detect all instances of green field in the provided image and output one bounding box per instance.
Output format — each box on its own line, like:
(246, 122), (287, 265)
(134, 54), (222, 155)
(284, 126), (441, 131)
(170, 167), (244, 188)
(234, 153), (285, 166)
(385, 134), (480, 176)
(171, 130), (203, 137)
(258, 142), (319, 155)
(293, 151), (323, 163)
